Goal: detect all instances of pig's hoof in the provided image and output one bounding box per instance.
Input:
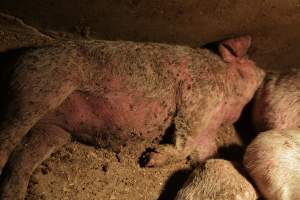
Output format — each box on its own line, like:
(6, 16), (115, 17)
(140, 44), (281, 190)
(140, 146), (174, 167)
(139, 148), (167, 167)
(145, 151), (168, 167)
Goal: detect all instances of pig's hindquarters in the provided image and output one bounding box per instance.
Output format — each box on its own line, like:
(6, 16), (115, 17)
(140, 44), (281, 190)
(0, 123), (71, 200)
(244, 129), (300, 200)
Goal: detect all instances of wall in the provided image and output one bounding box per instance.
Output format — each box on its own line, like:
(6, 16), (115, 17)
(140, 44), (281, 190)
(0, 0), (300, 70)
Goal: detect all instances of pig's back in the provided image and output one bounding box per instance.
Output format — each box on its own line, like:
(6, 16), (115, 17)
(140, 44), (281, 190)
(253, 70), (300, 132)
(78, 40), (229, 97)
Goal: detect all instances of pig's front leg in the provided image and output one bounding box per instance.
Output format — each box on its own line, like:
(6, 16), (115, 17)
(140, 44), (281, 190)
(145, 119), (197, 167)
(144, 128), (197, 167)
(145, 110), (218, 167)
(146, 87), (223, 167)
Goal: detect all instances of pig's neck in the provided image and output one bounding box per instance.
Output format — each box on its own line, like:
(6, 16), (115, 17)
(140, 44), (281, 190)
(200, 103), (227, 139)
(222, 67), (251, 124)
(194, 103), (225, 160)
(194, 98), (242, 157)
(223, 98), (244, 124)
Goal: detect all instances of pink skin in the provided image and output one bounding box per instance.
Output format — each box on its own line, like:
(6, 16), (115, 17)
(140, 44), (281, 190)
(42, 87), (174, 148)
(0, 37), (264, 199)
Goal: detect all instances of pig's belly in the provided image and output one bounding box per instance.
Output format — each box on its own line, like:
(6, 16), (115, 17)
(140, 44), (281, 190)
(40, 90), (175, 148)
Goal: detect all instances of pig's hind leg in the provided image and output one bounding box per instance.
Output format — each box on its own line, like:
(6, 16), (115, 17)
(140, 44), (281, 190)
(0, 47), (82, 174)
(0, 123), (71, 200)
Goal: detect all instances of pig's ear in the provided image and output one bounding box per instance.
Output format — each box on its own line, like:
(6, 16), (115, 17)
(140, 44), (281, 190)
(218, 36), (251, 62)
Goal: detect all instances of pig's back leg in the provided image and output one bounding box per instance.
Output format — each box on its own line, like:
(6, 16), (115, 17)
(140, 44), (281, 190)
(0, 123), (71, 200)
(0, 46), (82, 173)
(244, 129), (300, 200)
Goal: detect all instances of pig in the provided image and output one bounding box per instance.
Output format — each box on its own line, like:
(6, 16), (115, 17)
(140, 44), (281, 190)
(245, 70), (300, 200)
(0, 36), (264, 199)
(252, 69), (300, 132)
(175, 159), (258, 200)
(244, 129), (300, 200)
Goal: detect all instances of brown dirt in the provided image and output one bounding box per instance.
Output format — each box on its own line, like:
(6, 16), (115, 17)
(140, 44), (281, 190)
(0, 0), (300, 71)
(22, 126), (242, 200)
(26, 140), (191, 200)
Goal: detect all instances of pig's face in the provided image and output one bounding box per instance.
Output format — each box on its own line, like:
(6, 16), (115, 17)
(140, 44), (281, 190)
(234, 58), (265, 100)
(219, 36), (265, 101)
(218, 36), (265, 124)
(222, 59), (265, 124)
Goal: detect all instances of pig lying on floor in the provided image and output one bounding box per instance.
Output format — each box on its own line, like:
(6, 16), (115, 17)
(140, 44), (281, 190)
(0, 36), (264, 199)
(243, 70), (300, 200)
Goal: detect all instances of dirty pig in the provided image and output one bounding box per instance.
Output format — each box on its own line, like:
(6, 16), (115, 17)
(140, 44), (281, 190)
(245, 69), (300, 200)
(252, 69), (300, 132)
(0, 36), (264, 199)
(244, 128), (300, 200)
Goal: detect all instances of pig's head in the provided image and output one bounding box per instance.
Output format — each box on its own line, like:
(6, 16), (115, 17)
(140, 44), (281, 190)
(218, 36), (265, 122)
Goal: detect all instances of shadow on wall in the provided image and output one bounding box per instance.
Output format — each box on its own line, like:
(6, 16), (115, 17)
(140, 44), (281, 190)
(0, 0), (299, 70)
